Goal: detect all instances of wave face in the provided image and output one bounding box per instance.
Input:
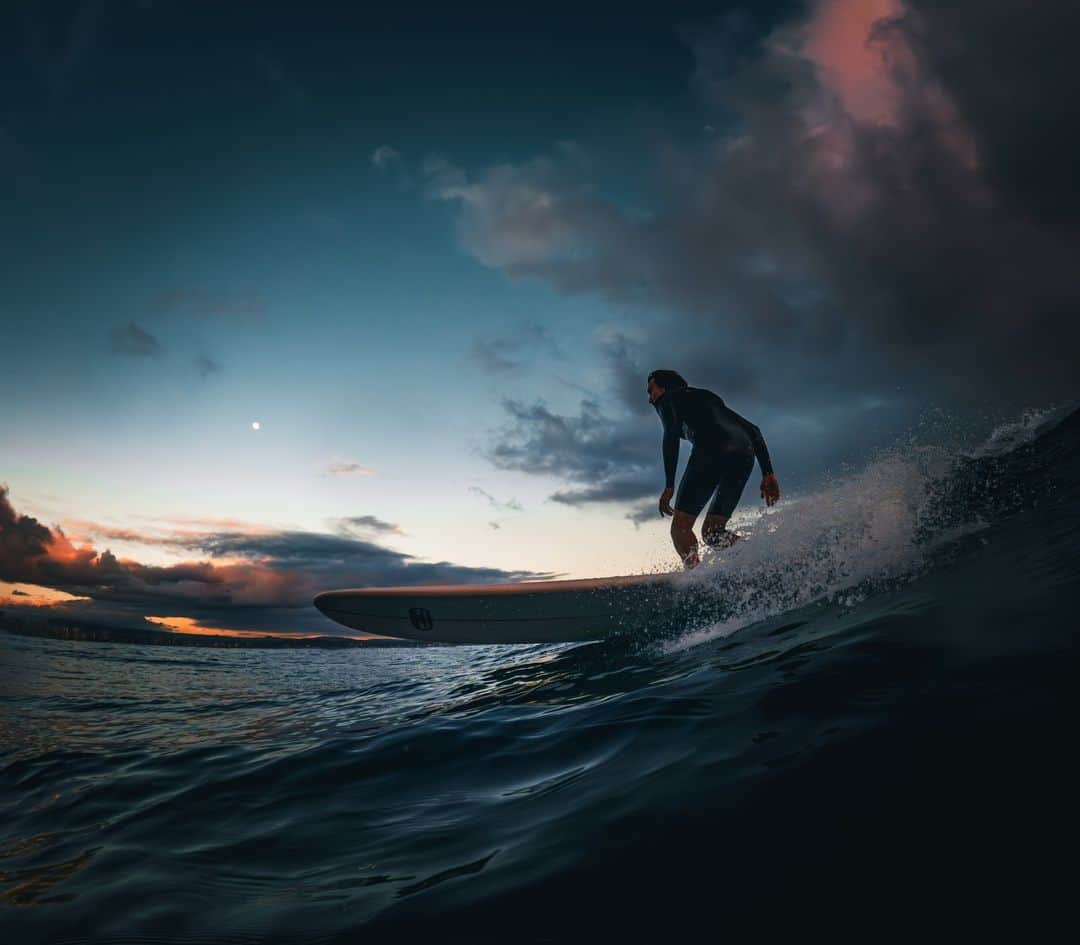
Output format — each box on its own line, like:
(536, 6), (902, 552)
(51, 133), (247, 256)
(2, 406), (1078, 942)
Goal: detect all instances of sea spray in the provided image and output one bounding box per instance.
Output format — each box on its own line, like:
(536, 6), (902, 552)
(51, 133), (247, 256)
(657, 406), (1074, 652)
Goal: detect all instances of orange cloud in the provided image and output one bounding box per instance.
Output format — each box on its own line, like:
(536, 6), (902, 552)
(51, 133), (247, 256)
(754, 0), (980, 229)
(1, 487), (314, 609)
(2, 483), (540, 635)
(0, 581), (89, 608)
(802, 0), (906, 127)
(64, 517), (278, 547)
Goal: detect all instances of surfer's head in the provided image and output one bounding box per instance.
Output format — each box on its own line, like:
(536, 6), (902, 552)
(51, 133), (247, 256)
(647, 369), (687, 404)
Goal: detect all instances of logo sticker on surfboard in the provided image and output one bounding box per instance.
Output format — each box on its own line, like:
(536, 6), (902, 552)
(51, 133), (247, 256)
(408, 607), (434, 631)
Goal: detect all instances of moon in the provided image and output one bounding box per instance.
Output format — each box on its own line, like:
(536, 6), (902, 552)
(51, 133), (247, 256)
(251, 421), (261, 430)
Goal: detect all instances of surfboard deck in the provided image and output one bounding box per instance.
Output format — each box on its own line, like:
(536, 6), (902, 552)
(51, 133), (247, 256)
(313, 573), (681, 644)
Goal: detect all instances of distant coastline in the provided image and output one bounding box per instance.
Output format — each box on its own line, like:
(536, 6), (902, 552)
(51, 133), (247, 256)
(0, 611), (431, 649)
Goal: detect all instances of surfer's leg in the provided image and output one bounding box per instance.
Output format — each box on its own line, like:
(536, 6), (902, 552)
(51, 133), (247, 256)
(703, 453), (755, 547)
(673, 451), (714, 569)
(670, 510), (700, 569)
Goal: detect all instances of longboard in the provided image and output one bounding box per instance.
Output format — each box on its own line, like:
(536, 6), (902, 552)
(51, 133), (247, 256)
(313, 573), (680, 644)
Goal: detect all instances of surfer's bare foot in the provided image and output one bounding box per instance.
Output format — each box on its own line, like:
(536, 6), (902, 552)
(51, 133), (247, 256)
(702, 519), (739, 548)
(712, 529), (739, 549)
(683, 550), (700, 570)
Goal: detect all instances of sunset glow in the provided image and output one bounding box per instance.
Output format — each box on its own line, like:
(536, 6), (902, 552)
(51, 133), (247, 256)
(143, 615), (372, 640)
(0, 582), (89, 608)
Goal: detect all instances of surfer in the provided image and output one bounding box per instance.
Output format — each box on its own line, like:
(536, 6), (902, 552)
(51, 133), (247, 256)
(648, 370), (780, 569)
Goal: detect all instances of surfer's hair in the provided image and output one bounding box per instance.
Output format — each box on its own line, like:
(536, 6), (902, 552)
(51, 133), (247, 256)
(647, 370), (688, 391)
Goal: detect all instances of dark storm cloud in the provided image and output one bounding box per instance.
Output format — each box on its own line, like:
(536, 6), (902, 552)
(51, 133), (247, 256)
(551, 477), (657, 507)
(417, 0), (1079, 513)
(478, 331), (774, 508)
(485, 397), (658, 505)
(167, 529), (395, 568)
(902, 0), (1080, 226)
(0, 487), (549, 633)
(482, 324), (930, 509)
(0, 485), (53, 573)
(432, 0), (1079, 411)
(111, 321), (160, 358)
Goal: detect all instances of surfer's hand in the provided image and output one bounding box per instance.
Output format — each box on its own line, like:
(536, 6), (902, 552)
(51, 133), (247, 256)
(761, 473), (780, 507)
(658, 487), (675, 517)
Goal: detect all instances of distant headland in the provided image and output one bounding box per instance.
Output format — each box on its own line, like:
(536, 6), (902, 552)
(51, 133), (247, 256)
(0, 611), (431, 649)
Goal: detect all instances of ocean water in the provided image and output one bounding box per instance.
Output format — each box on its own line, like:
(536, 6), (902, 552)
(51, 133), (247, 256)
(2, 406), (1077, 942)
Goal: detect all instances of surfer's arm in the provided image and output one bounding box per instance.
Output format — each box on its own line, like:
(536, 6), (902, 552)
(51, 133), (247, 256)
(656, 397), (681, 487)
(722, 405), (774, 476)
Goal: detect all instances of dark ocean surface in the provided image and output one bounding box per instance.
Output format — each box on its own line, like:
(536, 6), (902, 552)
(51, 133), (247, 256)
(2, 406), (1077, 942)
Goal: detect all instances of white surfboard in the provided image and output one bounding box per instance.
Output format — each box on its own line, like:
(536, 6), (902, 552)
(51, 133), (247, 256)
(313, 573), (681, 644)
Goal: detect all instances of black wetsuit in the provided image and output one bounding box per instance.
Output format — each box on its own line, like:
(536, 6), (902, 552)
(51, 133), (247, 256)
(653, 386), (773, 519)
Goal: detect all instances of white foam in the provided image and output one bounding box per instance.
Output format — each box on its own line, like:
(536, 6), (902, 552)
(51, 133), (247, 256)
(964, 403), (1075, 460)
(659, 403), (1063, 653)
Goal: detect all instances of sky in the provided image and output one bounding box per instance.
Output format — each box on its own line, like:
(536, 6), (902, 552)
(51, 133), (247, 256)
(2, 0), (1077, 636)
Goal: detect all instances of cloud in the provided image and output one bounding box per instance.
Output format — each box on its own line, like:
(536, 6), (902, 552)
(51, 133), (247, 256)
(195, 354), (221, 377)
(132, 514), (274, 531)
(10, 588), (29, 596)
(371, 145), (401, 169)
(484, 398), (658, 506)
(0, 486), (550, 634)
(467, 486), (523, 512)
(421, 154), (467, 193)
(335, 515), (402, 536)
(624, 502), (661, 528)
(471, 321), (564, 374)
(426, 144), (626, 274)
(327, 461), (375, 477)
(472, 338), (521, 374)
(429, 0), (1079, 410)
(111, 321), (160, 358)
(467, 488), (522, 533)
(551, 477), (657, 506)
(371, 145), (414, 189)
(477, 323), (927, 512)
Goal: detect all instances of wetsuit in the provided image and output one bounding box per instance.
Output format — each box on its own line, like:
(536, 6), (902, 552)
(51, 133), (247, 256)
(653, 387), (773, 519)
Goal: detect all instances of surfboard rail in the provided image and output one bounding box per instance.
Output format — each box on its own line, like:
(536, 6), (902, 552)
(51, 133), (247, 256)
(313, 573), (680, 644)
